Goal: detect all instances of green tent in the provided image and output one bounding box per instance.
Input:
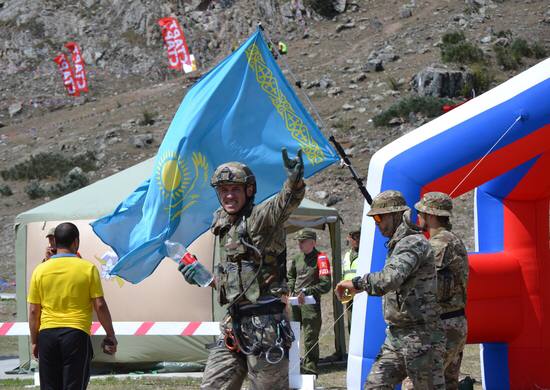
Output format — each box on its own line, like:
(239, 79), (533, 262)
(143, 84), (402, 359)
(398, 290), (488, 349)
(15, 158), (345, 366)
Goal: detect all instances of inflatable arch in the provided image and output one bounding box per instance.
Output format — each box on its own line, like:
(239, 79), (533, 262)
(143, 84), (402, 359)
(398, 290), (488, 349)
(348, 58), (550, 390)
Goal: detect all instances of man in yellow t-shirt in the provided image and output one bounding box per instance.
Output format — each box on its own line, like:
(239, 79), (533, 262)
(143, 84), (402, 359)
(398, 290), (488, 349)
(28, 222), (117, 389)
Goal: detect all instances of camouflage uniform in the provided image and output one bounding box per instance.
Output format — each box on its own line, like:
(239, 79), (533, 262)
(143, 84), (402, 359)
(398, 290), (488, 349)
(200, 160), (305, 390)
(353, 191), (445, 389)
(416, 192), (469, 390)
(287, 230), (332, 375)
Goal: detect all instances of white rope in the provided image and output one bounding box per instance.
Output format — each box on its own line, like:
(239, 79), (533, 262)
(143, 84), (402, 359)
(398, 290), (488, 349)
(449, 115), (523, 197)
(289, 299), (352, 373)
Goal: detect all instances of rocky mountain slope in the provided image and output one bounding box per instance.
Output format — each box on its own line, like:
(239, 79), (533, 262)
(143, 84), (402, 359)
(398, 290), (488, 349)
(0, 0), (548, 289)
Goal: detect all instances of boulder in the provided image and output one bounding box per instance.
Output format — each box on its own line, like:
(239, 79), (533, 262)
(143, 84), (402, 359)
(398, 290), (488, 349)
(411, 65), (473, 98)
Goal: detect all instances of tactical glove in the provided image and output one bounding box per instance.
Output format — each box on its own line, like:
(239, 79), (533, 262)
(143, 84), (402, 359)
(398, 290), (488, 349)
(282, 147), (304, 184)
(178, 262), (199, 286)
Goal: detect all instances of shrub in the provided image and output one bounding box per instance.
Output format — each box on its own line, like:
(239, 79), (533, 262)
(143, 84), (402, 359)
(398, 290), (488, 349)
(48, 167), (89, 197)
(139, 110), (157, 126)
(494, 45), (519, 70)
(440, 32), (485, 65)
(531, 42), (547, 59)
(1, 152), (96, 181)
(387, 76), (401, 91)
(510, 38), (533, 59)
(462, 64), (494, 96)
(373, 96), (455, 127)
(25, 181), (46, 199)
(304, 0), (336, 17)
(0, 183), (12, 197)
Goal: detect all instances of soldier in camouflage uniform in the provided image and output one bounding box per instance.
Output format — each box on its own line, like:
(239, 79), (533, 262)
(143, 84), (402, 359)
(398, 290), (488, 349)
(287, 229), (332, 375)
(415, 192), (469, 390)
(335, 190), (445, 389)
(179, 149), (305, 390)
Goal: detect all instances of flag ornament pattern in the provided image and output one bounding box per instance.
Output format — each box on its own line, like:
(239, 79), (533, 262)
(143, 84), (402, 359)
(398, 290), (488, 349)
(245, 44), (325, 165)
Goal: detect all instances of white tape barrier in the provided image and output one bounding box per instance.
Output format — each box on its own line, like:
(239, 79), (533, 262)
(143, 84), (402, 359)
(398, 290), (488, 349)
(1, 321), (315, 390)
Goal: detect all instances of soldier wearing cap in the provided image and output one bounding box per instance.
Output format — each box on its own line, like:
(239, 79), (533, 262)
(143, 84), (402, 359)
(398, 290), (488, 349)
(335, 190), (445, 389)
(287, 229), (331, 375)
(179, 149), (305, 390)
(414, 191), (469, 390)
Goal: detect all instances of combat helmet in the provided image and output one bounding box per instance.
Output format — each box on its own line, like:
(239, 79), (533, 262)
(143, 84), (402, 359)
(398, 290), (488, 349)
(415, 191), (453, 217)
(367, 190), (409, 216)
(211, 162), (256, 194)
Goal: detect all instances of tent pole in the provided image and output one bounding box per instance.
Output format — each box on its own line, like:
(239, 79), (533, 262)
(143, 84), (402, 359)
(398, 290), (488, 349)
(329, 221), (346, 358)
(15, 223), (31, 367)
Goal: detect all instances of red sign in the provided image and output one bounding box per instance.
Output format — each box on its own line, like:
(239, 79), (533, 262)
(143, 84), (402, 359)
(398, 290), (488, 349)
(158, 17), (193, 72)
(317, 252), (331, 277)
(65, 42), (88, 93)
(53, 54), (79, 96)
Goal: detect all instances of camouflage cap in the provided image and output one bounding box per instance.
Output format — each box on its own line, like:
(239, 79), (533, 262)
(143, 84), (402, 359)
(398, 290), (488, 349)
(415, 191), (453, 217)
(294, 229), (317, 241)
(210, 162), (256, 192)
(348, 229), (361, 240)
(45, 227), (56, 238)
(367, 190), (409, 216)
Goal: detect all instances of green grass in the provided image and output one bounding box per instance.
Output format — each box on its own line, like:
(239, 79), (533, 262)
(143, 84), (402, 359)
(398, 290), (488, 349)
(440, 32), (485, 65)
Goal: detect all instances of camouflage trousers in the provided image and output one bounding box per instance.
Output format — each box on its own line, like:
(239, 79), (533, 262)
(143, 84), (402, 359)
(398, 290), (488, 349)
(201, 312), (293, 390)
(441, 316), (467, 390)
(291, 304), (322, 375)
(365, 323), (445, 390)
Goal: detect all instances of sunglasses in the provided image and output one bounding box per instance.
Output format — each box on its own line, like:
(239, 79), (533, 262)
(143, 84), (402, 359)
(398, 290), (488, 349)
(372, 214), (382, 224)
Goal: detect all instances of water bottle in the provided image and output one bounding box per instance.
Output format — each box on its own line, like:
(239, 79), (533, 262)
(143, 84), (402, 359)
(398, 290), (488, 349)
(165, 240), (214, 287)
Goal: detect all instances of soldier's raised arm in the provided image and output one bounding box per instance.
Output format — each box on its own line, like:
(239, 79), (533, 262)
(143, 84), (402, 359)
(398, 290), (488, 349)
(251, 148), (305, 233)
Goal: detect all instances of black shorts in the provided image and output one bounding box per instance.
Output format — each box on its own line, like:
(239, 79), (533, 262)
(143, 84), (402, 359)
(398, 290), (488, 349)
(38, 327), (93, 390)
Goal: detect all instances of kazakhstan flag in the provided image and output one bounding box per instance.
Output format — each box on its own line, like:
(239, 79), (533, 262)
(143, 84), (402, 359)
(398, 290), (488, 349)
(91, 29), (338, 283)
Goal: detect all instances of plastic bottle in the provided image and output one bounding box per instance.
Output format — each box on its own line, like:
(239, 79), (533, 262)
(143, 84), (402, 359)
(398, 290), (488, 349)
(165, 240), (214, 287)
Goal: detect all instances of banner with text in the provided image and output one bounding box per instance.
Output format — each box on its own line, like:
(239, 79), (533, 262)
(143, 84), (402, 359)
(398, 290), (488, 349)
(158, 17), (195, 73)
(53, 53), (79, 96)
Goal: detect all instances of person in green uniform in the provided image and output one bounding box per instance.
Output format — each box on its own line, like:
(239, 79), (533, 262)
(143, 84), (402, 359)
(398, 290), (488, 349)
(342, 229), (360, 333)
(287, 229), (332, 376)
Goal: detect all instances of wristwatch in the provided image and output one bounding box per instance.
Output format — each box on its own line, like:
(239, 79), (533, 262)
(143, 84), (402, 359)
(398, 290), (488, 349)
(352, 276), (363, 291)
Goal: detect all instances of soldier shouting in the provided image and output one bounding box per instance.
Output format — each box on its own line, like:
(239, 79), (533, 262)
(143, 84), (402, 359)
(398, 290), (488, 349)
(180, 149), (305, 390)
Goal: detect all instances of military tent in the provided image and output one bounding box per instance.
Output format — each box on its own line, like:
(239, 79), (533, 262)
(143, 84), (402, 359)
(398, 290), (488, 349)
(15, 158), (345, 366)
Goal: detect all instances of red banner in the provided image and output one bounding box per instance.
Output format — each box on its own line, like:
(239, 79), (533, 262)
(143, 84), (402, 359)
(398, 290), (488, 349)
(158, 17), (193, 72)
(65, 42), (89, 93)
(53, 54), (79, 96)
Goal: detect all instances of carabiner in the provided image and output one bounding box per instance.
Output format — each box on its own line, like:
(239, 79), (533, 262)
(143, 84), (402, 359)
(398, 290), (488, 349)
(224, 330), (240, 352)
(265, 344), (285, 364)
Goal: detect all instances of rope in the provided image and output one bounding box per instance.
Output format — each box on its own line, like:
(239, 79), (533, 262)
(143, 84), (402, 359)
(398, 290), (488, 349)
(449, 115), (522, 197)
(289, 299), (352, 373)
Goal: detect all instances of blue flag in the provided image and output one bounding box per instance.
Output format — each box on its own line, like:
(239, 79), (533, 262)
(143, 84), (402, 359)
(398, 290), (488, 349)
(91, 29), (338, 283)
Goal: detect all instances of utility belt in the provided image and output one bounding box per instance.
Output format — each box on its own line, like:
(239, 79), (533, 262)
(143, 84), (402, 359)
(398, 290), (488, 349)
(440, 308), (465, 320)
(220, 302), (294, 364)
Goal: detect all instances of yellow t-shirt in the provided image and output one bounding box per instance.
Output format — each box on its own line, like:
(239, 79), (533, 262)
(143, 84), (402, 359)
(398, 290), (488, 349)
(27, 254), (104, 334)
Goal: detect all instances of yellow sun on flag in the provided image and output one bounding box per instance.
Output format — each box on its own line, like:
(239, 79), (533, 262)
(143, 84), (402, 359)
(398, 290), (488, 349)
(156, 151), (190, 200)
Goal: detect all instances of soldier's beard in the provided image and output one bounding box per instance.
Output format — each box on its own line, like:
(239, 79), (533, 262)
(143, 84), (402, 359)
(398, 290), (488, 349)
(384, 212), (404, 238)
